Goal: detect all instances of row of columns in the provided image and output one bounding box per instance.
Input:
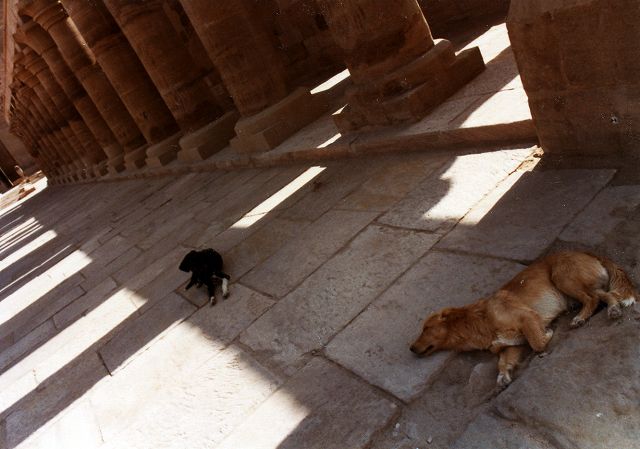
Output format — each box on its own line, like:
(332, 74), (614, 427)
(9, 0), (485, 183)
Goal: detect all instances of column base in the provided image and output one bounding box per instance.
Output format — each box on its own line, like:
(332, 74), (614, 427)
(124, 144), (150, 170)
(93, 161), (109, 177)
(333, 40), (485, 132)
(177, 111), (239, 162)
(230, 87), (327, 154)
(107, 154), (126, 175)
(145, 132), (182, 168)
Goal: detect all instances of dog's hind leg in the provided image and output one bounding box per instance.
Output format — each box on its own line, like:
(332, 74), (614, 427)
(557, 285), (600, 327)
(520, 311), (553, 352)
(216, 272), (230, 298)
(497, 345), (526, 389)
(553, 274), (603, 327)
(205, 278), (217, 306)
(595, 288), (623, 319)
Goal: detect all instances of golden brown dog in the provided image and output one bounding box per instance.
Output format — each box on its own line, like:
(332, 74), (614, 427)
(410, 251), (637, 388)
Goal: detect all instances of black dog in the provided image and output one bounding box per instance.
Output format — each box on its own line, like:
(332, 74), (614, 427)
(179, 249), (230, 306)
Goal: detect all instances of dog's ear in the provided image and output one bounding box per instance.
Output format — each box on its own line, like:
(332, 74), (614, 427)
(179, 251), (197, 272)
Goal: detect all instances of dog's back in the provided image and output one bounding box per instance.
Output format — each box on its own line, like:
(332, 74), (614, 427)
(489, 251), (636, 327)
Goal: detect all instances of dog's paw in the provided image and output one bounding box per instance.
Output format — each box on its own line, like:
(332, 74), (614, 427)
(496, 373), (512, 390)
(209, 296), (217, 307)
(570, 316), (585, 328)
(607, 303), (622, 320)
(621, 297), (636, 308)
(222, 292), (229, 299)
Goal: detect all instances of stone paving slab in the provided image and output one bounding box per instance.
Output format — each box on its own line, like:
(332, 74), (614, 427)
(280, 160), (382, 221)
(560, 185), (640, 245)
(98, 293), (196, 374)
(2, 353), (108, 449)
(240, 225), (439, 373)
(89, 284), (274, 441)
(336, 154), (450, 212)
(79, 245), (142, 292)
(438, 169), (615, 261)
(14, 400), (103, 449)
(0, 319), (56, 375)
(224, 217), (307, 280)
(53, 277), (118, 330)
(452, 312), (640, 449)
(216, 358), (398, 449)
(326, 251), (524, 401)
(242, 209), (378, 298)
(100, 346), (282, 449)
(378, 148), (532, 233)
(0, 274), (84, 347)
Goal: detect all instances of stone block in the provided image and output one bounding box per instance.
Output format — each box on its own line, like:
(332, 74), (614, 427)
(99, 293), (195, 374)
(240, 225), (439, 373)
(90, 285), (273, 440)
(337, 154), (449, 212)
(560, 186), (640, 245)
(177, 111), (238, 162)
(98, 346), (281, 449)
(123, 145), (148, 171)
(280, 160), (382, 221)
(230, 88), (327, 153)
(144, 132), (182, 168)
(326, 252), (524, 401)
(224, 217), (307, 280)
(0, 319), (57, 374)
(438, 169), (615, 261)
(0, 275), (84, 345)
(53, 277), (118, 330)
(12, 400), (103, 449)
(216, 358), (398, 449)
(378, 149), (530, 232)
(243, 209), (377, 298)
(3, 353), (108, 449)
(453, 311), (640, 449)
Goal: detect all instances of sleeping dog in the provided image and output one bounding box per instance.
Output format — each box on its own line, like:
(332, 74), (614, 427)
(410, 251), (637, 388)
(179, 249), (230, 306)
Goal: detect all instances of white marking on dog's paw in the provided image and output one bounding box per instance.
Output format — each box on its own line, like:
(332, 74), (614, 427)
(222, 278), (229, 298)
(570, 316), (585, 328)
(496, 373), (512, 389)
(209, 296), (216, 307)
(608, 303), (622, 319)
(621, 297), (636, 308)
(544, 328), (554, 339)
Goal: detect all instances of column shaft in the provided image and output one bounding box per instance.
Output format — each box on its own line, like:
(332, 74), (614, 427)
(62, 0), (178, 144)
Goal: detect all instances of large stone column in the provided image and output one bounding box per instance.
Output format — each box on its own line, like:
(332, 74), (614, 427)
(103, 0), (237, 165)
(20, 48), (109, 175)
(13, 86), (76, 177)
(11, 110), (60, 176)
(14, 52), (104, 176)
(507, 0), (640, 160)
(61, 0), (181, 169)
(19, 0), (147, 172)
(317, 0), (485, 131)
(13, 68), (83, 175)
(16, 22), (126, 172)
(179, 1), (331, 153)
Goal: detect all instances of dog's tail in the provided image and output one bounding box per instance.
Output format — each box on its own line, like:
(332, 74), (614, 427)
(596, 255), (637, 306)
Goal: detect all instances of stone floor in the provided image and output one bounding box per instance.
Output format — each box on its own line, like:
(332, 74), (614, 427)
(1, 144), (639, 449)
